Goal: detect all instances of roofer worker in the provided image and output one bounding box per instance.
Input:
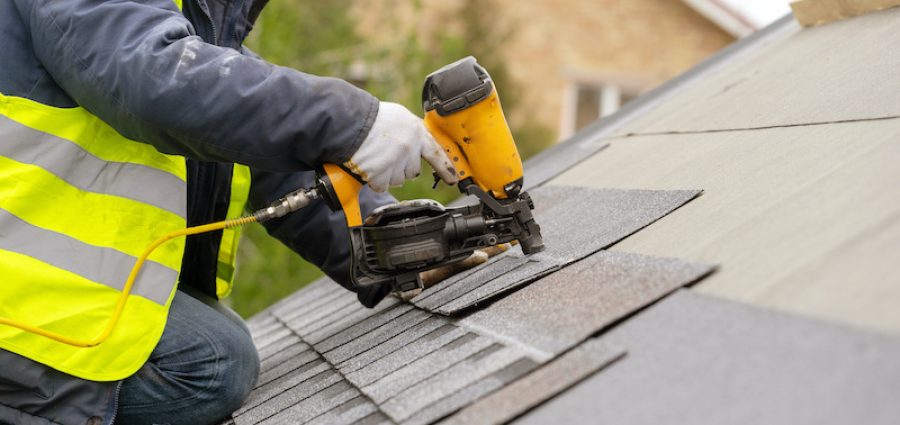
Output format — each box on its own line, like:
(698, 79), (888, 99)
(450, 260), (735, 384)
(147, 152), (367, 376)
(0, 1), (461, 424)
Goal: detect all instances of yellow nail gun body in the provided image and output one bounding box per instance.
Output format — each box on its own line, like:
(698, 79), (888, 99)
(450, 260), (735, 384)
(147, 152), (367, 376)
(320, 57), (544, 307)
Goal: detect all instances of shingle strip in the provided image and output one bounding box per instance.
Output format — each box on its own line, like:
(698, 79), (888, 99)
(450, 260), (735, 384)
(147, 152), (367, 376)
(438, 338), (625, 425)
(459, 250), (715, 357)
(234, 370), (343, 425)
(324, 308), (433, 365)
(304, 397), (381, 425)
(234, 361), (332, 419)
(516, 291), (900, 425)
(380, 345), (532, 422)
(401, 358), (539, 425)
(311, 302), (414, 351)
(259, 382), (359, 425)
(360, 333), (494, 404)
(412, 186), (702, 315)
(344, 324), (469, 388)
(337, 316), (450, 374)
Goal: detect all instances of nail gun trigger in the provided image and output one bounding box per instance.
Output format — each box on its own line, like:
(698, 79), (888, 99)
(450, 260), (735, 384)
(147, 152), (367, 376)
(431, 172), (440, 189)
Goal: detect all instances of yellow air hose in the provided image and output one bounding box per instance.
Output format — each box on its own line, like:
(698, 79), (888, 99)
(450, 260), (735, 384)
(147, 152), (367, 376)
(0, 216), (258, 348)
(0, 185), (320, 348)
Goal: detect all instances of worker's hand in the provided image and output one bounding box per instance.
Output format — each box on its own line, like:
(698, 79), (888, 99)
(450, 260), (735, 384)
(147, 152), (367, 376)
(394, 244), (512, 301)
(344, 102), (458, 192)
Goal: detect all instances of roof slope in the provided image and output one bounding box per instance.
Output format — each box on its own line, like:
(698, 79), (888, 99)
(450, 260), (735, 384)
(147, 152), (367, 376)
(227, 8), (900, 425)
(549, 6), (900, 332)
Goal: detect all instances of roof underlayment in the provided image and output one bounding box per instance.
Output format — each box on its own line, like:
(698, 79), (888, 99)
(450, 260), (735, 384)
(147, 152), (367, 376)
(225, 8), (900, 424)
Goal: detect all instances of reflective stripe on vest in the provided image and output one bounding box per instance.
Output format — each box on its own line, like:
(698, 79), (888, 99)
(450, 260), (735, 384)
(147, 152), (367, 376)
(216, 164), (251, 299)
(0, 93), (187, 381)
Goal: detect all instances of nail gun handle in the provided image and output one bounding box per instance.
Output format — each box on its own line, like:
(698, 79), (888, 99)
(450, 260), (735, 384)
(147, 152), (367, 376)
(317, 163), (364, 228)
(423, 117), (474, 184)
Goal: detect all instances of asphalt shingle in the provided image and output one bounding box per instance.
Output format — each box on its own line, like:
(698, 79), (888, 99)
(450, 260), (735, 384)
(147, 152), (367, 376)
(259, 381), (359, 425)
(439, 338), (625, 425)
(380, 345), (529, 422)
(234, 370), (343, 425)
(336, 316), (450, 374)
(343, 323), (466, 387)
(460, 251), (715, 358)
(412, 186), (702, 315)
(516, 290), (900, 425)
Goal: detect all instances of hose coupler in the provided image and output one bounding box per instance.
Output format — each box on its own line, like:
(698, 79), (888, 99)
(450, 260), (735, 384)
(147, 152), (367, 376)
(254, 188), (320, 222)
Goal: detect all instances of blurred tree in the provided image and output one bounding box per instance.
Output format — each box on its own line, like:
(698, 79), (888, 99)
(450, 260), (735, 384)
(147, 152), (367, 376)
(230, 0), (552, 318)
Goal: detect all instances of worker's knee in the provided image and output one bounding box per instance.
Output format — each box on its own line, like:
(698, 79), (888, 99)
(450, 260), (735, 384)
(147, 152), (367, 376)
(212, 321), (260, 415)
(117, 293), (259, 424)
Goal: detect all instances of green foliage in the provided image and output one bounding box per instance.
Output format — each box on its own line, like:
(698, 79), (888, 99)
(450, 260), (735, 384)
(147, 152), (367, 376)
(230, 0), (552, 318)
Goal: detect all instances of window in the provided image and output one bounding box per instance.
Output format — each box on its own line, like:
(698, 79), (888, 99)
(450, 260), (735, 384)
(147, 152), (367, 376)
(559, 79), (642, 140)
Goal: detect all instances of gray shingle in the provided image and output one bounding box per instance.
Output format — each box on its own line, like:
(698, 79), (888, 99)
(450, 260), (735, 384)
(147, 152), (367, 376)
(259, 382), (358, 425)
(532, 186), (701, 263)
(344, 324), (468, 388)
(353, 413), (395, 425)
(310, 302), (413, 351)
(234, 370), (343, 425)
(380, 346), (532, 422)
(360, 334), (495, 404)
(412, 255), (534, 310)
(516, 290), (900, 425)
(251, 326), (293, 351)
(278, 292), (358, 335)
(439, 338), (625, 425)
(401, 358), (540, 425)
(304, 397), (380, 425)
(412, 186), (701, 315)
(257, 346), (319, 389)
(460, 251), (714, 357)
(434, 256), (559, 315)
(270, 277), (347, 315)
(235, 360), (332, 418)
(256, 334), (303, 361)
(337, 316), (450, 374)
(323, 308), (433, 365)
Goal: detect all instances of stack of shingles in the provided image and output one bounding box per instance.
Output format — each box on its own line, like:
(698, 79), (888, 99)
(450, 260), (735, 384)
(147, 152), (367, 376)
(225, 185), (716, 424)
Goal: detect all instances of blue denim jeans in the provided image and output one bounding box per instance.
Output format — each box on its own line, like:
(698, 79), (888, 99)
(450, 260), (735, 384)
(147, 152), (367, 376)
(115, 290), (260, 425)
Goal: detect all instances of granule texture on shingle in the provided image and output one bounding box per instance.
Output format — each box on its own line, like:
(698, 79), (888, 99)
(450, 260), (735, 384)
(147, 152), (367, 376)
(460, 250), (715, 357)
(312, 302), (414, 352)
(412, 255), (535, 310)
(256, 347), (319, 389)
(259, 382), (359, 425)
(380, 345), (528, 421)
(336, 316), (450, 374)
(236, 360), (331, 416)
(234, 370), (343, 425)
(360, 334), (496, 404)
(256, 333), (303, 361)
(323, 308), (432, 365)
(516, 290), (900, 425)
(303, 397), (380, 425)
(439, 338), (625, 425)
(344, 323), (468, 387)
(435, 256), (559, 315)
(396, 357), (541, 425)
(412, 186), (702, 315)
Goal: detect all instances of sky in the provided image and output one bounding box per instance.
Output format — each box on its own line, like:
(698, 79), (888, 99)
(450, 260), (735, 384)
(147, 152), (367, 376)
(721, 0), (793, 27)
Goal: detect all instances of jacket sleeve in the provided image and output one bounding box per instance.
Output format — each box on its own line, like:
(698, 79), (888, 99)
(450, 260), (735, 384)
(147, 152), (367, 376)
(248, 169), (396, 290)
(14, 0), (378, 171)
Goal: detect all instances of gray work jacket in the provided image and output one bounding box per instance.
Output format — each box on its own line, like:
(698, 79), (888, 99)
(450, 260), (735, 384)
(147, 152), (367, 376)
(0, 0), (393, 423)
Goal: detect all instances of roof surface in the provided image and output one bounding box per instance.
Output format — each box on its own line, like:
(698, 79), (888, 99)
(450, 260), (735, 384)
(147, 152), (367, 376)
(226, 9), (900, 425)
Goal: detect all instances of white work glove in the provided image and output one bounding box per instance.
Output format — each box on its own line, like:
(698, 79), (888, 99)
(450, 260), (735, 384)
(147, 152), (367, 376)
(344, 102), (458, 192)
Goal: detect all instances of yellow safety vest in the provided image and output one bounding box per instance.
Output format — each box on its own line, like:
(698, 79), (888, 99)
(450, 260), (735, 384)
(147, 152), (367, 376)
(0, 95), (249, 382)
